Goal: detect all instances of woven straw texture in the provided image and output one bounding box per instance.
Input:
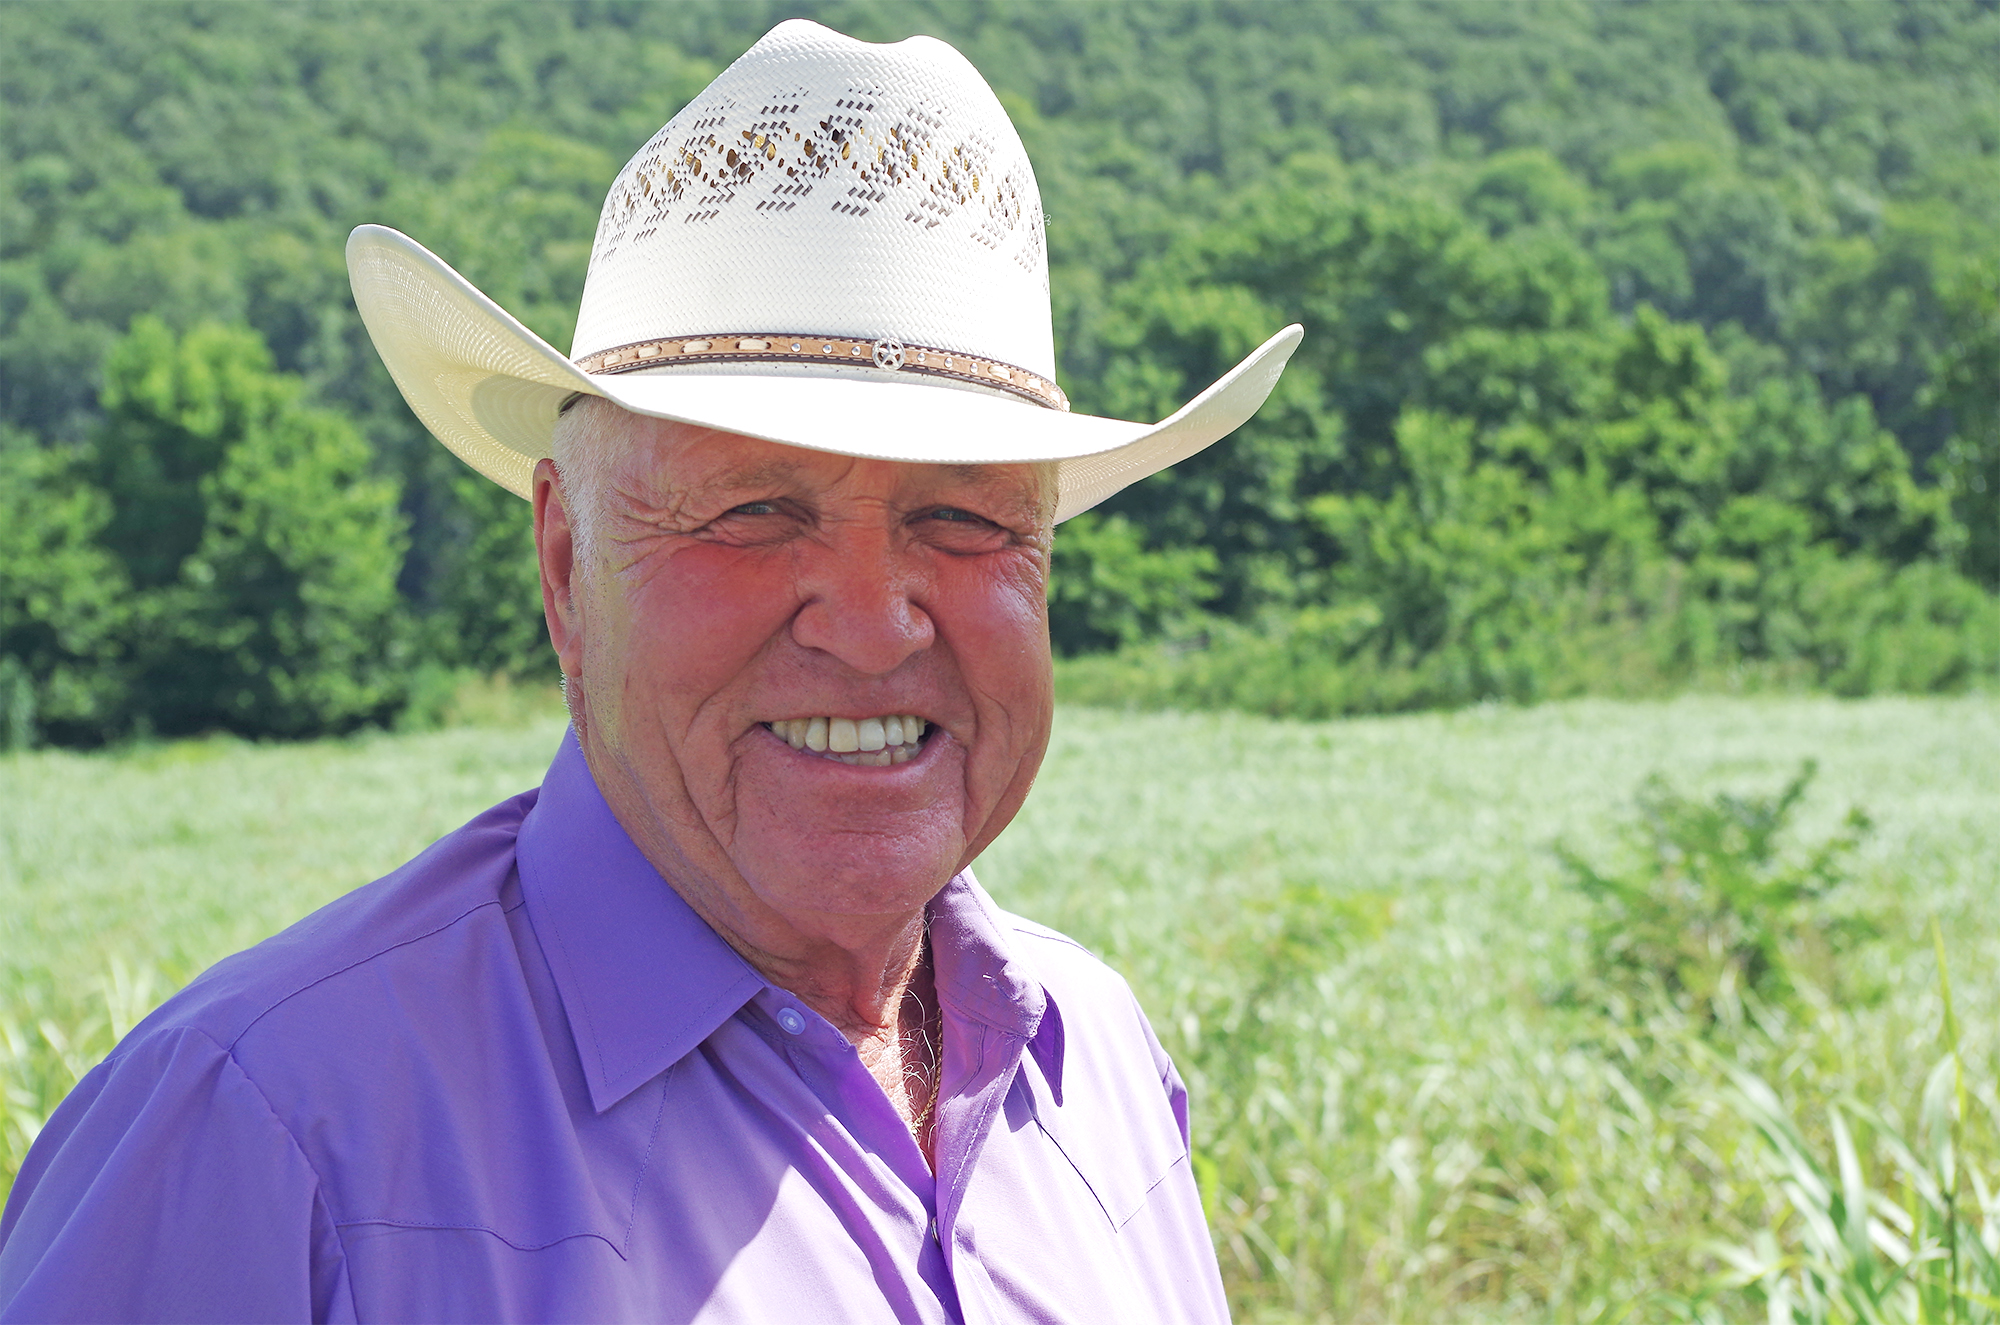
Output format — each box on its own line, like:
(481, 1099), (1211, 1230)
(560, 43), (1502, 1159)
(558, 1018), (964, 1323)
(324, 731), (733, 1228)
(578, 20), (1053, 375)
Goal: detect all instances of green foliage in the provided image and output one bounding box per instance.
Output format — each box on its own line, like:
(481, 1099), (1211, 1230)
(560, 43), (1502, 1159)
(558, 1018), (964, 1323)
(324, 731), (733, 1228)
(1931, 261), (2000, 590)
(1559, 763), (1874, 1029)
(0, 431), (130, 746)
(0, 320), (410, 741)
(1055, 551), (2000, 721)
(1047, 511), (1217, 656)
(3, 1), (1999, 729)
(6, 697), (2000, 1320)
(1059, 265), (1998, 718)
(1713, 979), (2000, 1325)
(1053, 606), (1388, 720)
(96, 319), (411, 738)
(171, 385), (408, 736)
(421, 466), (550, 679)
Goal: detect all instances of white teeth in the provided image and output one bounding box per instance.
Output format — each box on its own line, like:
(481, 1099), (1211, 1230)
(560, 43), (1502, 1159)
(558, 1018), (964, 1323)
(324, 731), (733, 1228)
(769, 714), (930, 764)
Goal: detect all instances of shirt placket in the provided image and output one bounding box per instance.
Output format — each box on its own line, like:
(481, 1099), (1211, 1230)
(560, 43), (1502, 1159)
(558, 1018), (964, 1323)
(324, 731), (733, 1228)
(929, 1010), (1032, 1319)
(750, 988), (962, 1320)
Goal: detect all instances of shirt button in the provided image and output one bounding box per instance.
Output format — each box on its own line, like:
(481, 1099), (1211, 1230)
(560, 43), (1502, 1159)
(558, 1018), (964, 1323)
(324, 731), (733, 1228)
(776, 1007), (807, 1035)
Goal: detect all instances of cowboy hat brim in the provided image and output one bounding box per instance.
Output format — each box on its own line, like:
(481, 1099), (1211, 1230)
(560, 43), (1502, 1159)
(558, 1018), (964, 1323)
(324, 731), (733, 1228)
(347, 224), (1302, 524)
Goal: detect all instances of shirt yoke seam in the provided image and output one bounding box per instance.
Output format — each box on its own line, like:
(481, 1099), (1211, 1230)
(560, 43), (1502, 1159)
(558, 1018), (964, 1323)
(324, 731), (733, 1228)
(222, 897), (510, 1053)
(325, 1216), (630, 1258)
(619, 1070), (673, 1253)
(189, 1026), (359, 1320)
(205, 1016), (633, 1264)
(330, 1216), (624, 1264)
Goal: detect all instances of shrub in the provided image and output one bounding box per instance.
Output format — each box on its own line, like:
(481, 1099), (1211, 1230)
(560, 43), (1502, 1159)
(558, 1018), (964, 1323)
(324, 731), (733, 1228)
(1930, 261), (2000, 591)
(414, 466), (552, 680)
(7, 319), (413, 742)
(1557, 762), (1874, 1031)
(1048, 511), (1219, 656)
(0, 435), (132, 746)
(159, 372), (411, 736)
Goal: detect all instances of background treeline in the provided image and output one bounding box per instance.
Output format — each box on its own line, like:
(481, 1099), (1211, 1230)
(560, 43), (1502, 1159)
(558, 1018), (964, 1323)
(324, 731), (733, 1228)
(2, 0), (1997, 744)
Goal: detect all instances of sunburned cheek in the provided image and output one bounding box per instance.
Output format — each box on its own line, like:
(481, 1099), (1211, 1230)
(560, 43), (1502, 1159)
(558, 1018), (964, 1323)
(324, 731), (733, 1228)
(932, 554), (1054, 837)
(932, 553), (1048, 637)
(630, 545), (799, 670)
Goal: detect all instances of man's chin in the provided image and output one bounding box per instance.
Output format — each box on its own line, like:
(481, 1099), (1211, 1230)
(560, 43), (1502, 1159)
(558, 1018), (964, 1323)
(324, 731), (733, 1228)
(728, 807), (971, 920)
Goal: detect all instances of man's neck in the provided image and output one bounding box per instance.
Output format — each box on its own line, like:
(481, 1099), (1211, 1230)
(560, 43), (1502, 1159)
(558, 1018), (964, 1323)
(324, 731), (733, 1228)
(575, 726), (938, 1028)
(730, 913), (930, 1042)
(663, 844), (945, 1168)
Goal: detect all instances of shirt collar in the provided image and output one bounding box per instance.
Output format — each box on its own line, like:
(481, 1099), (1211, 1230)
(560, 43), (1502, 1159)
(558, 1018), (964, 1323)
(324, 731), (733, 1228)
(517, 729), (765, 1113)
(927, 874), (1044, 1035)
(929, 873), (1067, 1099)
(517, 728), (1065, 1111)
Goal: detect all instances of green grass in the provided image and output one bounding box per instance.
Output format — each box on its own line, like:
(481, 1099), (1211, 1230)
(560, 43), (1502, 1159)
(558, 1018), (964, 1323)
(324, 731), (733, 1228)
(5, 695), (1998, 1321)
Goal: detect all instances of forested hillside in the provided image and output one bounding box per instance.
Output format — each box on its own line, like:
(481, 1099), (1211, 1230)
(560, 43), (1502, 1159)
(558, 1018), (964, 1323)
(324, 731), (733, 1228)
(3, 1), (1997, 742)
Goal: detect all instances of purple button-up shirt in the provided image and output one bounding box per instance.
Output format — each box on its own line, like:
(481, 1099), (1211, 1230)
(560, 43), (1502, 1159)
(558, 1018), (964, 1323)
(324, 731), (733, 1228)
(0, 732), (1228, 1322)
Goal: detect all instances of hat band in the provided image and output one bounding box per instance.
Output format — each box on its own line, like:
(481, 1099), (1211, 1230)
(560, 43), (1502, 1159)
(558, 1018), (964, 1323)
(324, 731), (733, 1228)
(575, 333), (1069, 412)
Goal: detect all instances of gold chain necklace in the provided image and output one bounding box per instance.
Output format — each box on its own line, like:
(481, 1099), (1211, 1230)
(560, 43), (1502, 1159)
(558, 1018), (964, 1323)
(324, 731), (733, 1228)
(898, 938), (942, 1141)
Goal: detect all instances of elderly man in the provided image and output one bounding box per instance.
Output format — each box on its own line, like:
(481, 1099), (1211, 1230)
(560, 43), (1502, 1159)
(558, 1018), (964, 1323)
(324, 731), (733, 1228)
(0, 20), (1297, 1323)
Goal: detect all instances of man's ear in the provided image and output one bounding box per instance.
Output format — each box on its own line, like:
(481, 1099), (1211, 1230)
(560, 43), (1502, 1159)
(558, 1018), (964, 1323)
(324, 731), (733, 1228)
(533, 457), (586, 681)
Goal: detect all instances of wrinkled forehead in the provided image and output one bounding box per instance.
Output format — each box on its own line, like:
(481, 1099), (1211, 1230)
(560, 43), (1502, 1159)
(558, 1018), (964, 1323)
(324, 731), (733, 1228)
(578, 401), (1057, 522)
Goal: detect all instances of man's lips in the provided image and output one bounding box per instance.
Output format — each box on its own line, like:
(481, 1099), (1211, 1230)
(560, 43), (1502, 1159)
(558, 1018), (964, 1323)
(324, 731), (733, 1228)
(762, 714), (931, 767)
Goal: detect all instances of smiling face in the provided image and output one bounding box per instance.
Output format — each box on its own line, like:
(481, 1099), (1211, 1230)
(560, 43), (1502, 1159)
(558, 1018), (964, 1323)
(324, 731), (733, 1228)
(533, 402), (1056, 947)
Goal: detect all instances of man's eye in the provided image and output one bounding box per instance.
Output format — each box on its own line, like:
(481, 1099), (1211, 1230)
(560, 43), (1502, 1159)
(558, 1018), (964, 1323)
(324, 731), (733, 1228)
(728, 501), (780, 516)
(926, 507), (982, 524)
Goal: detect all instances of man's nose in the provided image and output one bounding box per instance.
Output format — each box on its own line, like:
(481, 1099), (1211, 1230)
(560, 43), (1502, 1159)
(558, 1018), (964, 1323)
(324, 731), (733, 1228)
(787, 533), (935, 676)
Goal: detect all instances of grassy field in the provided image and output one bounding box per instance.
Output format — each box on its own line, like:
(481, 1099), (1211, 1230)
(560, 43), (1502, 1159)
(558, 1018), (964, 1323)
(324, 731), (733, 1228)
(4, 695), (1997, 1320)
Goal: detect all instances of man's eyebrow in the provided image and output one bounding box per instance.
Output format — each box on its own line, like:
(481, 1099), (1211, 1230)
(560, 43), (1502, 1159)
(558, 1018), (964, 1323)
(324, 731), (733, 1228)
(634, 457), (808, 504)
(934, 462), (1046, 496)
(710, 458), (812, 490)
(938, 463), (1049, 515)
(697, 458), (1030, 494)
(634, 455), (1045, 513)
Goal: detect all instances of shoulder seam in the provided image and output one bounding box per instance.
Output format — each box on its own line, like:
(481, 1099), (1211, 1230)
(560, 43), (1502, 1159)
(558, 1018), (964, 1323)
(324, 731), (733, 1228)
(1006, 920), (1092, 954)
(224, 898), (509, 1053)
(182, 1025), (356, 1314)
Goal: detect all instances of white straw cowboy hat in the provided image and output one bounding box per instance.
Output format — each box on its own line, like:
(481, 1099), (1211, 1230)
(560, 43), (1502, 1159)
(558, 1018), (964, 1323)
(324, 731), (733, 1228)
(347, 19), (1301, 524)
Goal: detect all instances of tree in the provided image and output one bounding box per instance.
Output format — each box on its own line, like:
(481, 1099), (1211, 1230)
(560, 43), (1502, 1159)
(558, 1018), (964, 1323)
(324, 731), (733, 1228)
(0, 431), (130, 747)
(90, 319), (410, 738)
(377, 127), (609, 678)
(1930, 261), (2000, 589)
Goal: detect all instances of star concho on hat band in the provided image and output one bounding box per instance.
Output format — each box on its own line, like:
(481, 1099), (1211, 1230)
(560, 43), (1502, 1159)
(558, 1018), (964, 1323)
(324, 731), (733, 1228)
(575, 334), (1069, 412)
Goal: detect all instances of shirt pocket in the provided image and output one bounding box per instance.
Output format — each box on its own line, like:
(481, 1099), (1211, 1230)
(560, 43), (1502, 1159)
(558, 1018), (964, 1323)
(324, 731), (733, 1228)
(1022, 1052), (1191, 1230)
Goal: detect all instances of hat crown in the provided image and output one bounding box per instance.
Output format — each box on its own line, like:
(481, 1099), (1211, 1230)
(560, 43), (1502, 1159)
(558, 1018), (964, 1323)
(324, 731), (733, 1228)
(574, 20), (1053, 378)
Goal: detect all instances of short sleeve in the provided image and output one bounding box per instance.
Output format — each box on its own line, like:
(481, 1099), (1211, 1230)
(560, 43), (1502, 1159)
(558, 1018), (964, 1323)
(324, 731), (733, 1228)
(1132, 991), (1192, 1153)
(0, 1025), (350, 1323)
